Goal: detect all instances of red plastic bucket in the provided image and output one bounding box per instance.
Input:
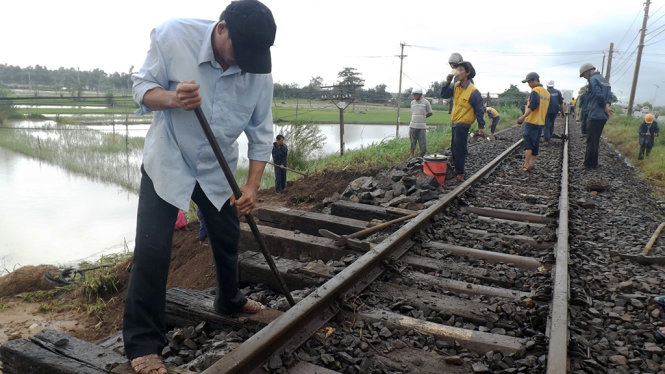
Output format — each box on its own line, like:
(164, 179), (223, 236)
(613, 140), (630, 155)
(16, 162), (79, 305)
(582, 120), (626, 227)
(423, 154), (448, 184)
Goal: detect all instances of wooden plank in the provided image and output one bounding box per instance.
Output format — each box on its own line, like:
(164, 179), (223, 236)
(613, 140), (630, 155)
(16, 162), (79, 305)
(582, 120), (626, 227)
(467, 229), (554, 250)
(484, 183), (557, 196)
(329, 200), (409, 221)
(475, 215), (547, 229)
(371, 282), (488, 323)
(463, 206), (554, 224)
(239, 222), (358, 262)
(357, 309), (526, 355)
(423, 242), (543, 271)
(0, 338), (105, 374)
(288, 361), (342, 374)
(238, 251), (324, 291)
(165, 288), (283, 331)
(406, 271), (530, 300)
(30, 329), (126, 371)
(402, 255), (515, 287)
(373, 346), (471, 374)
(256, 206), (368, 236)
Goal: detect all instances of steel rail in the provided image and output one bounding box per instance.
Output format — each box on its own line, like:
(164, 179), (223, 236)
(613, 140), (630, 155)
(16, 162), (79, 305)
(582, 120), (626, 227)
(202, 138), (524, 374)
(546, 115), (571, 373)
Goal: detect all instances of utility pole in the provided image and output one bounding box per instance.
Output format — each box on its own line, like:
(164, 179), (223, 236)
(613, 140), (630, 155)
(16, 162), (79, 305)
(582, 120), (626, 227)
(628, 0), (650, 116)
(601, 52), (606, 75)
(322, 84), (363, 156)
(396, 42), (407, 138)
(605, 42), (614, 81)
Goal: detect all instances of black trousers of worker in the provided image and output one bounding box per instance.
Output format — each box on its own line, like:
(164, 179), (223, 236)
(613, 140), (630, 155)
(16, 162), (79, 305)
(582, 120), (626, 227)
(584, 119), (607, 168)
(274, 165), (286, 192)
(451, 124), (471, 175)
(123, 166), (246, 360)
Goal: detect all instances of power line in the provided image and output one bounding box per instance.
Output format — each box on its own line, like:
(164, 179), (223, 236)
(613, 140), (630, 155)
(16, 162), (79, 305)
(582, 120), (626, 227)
(617, 8), (645, 49)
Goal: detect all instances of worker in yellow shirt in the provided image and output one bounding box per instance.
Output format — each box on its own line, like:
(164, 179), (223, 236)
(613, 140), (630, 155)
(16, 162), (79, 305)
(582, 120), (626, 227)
(517, 72), (551, 172)
(485, 106), (500, 135)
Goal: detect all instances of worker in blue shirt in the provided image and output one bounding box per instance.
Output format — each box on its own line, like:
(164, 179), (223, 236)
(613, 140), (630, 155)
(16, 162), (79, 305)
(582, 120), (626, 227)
(123, 1), (276, 373)
(544, 80), (565, 144)
(579, 63), (613, 169)
(440, 61), (486, 182)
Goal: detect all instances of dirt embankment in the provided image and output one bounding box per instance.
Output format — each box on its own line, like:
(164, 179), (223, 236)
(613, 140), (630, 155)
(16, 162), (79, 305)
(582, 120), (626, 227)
(0, 169), (365, 344)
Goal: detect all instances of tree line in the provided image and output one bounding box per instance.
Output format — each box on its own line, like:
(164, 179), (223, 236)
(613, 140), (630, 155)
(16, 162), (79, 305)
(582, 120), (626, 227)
(0, 64), (537, 107)
(0, 64), (133, 96)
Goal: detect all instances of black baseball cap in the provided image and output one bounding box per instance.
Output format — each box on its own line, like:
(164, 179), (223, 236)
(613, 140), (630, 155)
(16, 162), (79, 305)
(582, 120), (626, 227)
(522, 72), (539, 83)
(221, 0), (276, 74)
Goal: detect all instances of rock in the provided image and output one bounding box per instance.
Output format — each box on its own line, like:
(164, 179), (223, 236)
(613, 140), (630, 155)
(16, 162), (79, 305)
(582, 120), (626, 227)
(420, 189), (438, 202)
(445, 355), (463, 365)
(320, 353), (335, 365)
(379, 327), (392, 338)
(391, 171), (406, 182)
(392, 183), (407, 196)
(268, 354), (282, 370)
(349, 176), (372, 191)
(402, 176), (417, 188)
(183, 338), (198, 350)
(472, 362), (490, 373)
(629, 298), (644, 308)
(609, 355), (628, 366)
(617, 280), (633, 291)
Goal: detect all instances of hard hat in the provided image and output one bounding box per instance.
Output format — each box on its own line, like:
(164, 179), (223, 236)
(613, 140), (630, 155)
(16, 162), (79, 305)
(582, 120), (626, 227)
(579, 62), (595, 77)
(646, 113), (655, 123)
(547, 80), (555, 87)
(522, 72), (540, 83)
(448, 52), (463, 67)
(412, 87), (423, 94)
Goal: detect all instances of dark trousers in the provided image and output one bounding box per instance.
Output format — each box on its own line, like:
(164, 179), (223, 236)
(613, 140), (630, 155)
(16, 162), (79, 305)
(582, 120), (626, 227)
(581, 112), (588, 135)
(584, 119), (606, 168)
(544, 113), (557, 142)
(452, 124), (470, 175)
(490, 116), (500, 134)
(274, 166), (286, 192)
(638, 139), (654, 160)
(123, 167), (246, 360)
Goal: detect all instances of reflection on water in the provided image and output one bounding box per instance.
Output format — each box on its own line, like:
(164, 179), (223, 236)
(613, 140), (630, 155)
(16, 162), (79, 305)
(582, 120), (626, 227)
(0, 147), (137, 270)
(0, 119), (412, 270)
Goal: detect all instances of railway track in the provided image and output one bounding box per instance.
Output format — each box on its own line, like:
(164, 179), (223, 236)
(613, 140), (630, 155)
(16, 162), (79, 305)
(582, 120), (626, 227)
(195, 117), (572, 373)
(0, 117), (572, 374)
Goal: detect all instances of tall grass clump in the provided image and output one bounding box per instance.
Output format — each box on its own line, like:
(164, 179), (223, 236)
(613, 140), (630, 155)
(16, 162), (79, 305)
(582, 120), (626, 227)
(0, 124), (144, 191)
(280, 119), (326, 171)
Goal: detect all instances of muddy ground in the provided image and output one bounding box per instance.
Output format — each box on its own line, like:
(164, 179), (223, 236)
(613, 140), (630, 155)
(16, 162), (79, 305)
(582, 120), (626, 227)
(0, 169), (367, 345)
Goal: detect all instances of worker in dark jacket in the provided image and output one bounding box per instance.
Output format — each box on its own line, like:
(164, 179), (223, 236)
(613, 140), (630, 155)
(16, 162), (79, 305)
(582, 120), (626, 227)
(272, 134), (288, 192)
(440, 61), (486, 182)
(638, 113), (659, 160)
(579, 63), (613, 169)
(544, 80), (565, 144)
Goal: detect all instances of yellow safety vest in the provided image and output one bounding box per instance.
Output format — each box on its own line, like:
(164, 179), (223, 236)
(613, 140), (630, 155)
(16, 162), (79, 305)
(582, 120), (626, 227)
(452, 81), (478, 125)
(525, 85), (550, 126)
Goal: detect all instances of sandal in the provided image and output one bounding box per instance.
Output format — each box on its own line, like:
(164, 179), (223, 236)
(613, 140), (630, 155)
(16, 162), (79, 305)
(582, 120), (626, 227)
(241, 299), (266, 314)
(657, 327), (665, 340)
(131, 354), (167, 374)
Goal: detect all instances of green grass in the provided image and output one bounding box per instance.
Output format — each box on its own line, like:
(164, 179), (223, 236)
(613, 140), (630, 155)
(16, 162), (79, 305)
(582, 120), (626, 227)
(604, 114), (665, 188)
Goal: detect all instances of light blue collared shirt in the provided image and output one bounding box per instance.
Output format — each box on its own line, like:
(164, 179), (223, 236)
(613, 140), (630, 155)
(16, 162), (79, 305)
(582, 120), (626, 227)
(133, 18), (274, 211)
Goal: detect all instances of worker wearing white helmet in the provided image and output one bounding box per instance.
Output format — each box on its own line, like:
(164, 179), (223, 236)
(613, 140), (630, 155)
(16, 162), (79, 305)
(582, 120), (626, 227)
(544, 80), (565, 145)
(579, 62), (612, 169)
(409, 87), (433, 158)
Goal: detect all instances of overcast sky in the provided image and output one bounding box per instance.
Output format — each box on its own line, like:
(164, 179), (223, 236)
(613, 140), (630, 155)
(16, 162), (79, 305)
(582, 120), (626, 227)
(2, 0), (665, 105)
